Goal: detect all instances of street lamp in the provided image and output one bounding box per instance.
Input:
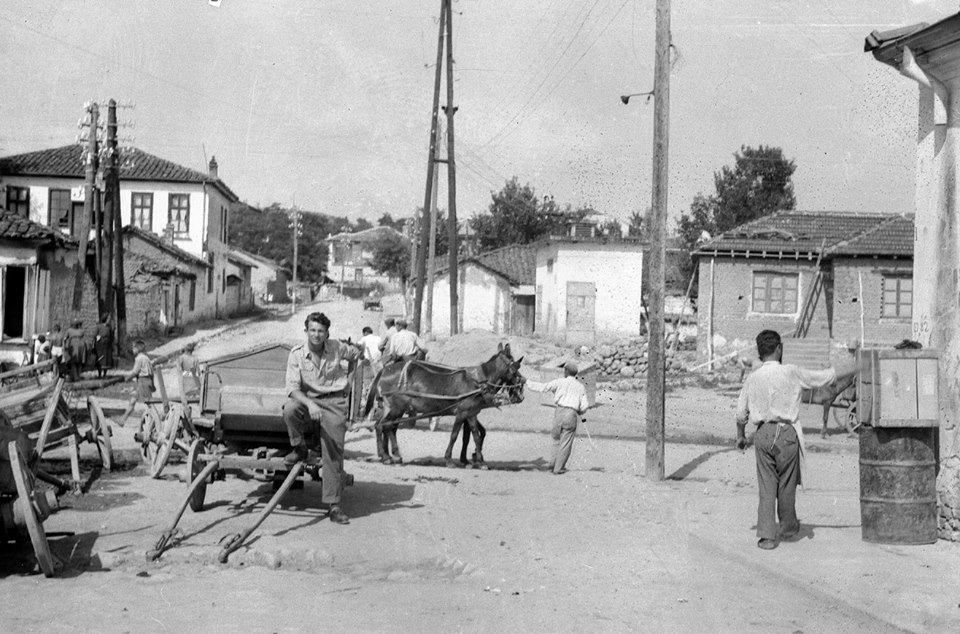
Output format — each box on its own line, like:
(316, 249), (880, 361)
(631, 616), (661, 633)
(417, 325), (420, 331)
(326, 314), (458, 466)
(620, 91), (654, 105)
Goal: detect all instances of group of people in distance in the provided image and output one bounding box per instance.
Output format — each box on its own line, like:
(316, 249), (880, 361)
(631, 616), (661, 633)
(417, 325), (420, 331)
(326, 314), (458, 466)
(27, 316), (115, 381)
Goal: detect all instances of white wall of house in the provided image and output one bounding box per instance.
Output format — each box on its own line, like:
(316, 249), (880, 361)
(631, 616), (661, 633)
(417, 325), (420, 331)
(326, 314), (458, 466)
(425, 263), (512, 337)
(535, 242), (644, 338)
(1, 175), (234, 318)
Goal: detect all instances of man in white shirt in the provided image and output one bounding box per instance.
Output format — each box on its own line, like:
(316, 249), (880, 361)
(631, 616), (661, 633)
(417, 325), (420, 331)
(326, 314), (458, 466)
(526, 361), (590, 475)
(359, 326), (382, 368)
(383, 319), (426, 364)
(735, 329), (860, 550)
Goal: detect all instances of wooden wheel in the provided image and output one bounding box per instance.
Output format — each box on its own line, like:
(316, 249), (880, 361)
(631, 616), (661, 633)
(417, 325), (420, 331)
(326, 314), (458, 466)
(139, 408), (160, 463)
(150, 406), (182, 479)
(187, 438), (208, 512)
(86, 396), (113, 472)
(9, 440), (55, 577)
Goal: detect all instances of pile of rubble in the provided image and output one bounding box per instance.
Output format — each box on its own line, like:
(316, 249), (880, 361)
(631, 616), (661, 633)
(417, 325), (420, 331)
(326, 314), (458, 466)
(587, 337), (697, 383)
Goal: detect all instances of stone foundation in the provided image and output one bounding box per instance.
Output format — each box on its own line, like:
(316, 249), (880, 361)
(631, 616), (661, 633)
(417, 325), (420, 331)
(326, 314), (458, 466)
(938, 455), (960, 541)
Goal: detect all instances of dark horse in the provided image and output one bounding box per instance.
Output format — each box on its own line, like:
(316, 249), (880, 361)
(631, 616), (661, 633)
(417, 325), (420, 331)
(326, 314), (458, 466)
(362, 343), (525, 469)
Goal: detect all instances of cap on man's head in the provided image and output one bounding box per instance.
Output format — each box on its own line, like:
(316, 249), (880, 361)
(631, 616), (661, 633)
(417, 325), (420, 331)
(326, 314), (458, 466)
(396, 318), (408, 328)
(564, 361), (579, 376)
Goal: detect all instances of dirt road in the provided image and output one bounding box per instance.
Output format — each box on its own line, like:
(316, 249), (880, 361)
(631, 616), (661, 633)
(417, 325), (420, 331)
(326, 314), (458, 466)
(2, 298), (954, 633)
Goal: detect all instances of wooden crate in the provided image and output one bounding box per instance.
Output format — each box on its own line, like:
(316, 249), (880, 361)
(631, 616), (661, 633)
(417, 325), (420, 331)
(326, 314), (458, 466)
(858, 349), (938, 428)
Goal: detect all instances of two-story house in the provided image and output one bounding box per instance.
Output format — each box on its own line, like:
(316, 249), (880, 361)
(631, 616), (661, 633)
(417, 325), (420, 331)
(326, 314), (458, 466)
(0, 145), (239, 319)
(324, 225), (405, 294)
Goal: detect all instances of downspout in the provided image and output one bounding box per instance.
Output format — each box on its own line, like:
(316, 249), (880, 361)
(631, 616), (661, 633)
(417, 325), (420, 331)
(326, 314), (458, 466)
(899, 46), (949, 124)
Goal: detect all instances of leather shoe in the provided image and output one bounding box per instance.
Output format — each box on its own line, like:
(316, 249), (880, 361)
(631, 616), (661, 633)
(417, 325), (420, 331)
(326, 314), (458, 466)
(757, 538), (777, 550)
(328, 506), (350, 525)
(284, 444), (308, 466)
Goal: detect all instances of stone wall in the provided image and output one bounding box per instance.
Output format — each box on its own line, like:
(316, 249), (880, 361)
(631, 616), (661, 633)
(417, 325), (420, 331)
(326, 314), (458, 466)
(588, 337), (697, 391)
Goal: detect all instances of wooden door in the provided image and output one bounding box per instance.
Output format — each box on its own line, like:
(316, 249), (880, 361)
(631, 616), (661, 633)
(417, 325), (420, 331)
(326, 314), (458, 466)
(511, 295), (535, 335)
(565, 281), (596, 345)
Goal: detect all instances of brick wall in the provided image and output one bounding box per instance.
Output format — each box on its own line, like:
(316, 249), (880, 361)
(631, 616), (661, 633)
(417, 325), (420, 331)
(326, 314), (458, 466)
(123, 235), (217, 321)
(832, 257), (912, 347)
(697, 257), (827, 354)
(47, 256), (99, 332)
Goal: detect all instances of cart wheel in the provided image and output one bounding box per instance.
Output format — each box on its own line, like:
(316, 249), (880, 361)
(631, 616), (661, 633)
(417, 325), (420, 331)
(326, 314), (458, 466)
(832, 402), (858, 433)
(139, 408), (160, 463)
(150, 406), (183, 479)
(9, 441), (55, 577)
(187, 438), (208, 512)
(86, 396), (113, 472)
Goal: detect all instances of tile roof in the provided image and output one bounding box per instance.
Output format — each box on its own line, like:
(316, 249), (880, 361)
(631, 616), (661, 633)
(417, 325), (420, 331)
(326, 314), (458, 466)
(325, 225), (405, 243)
(229, 247), (292, 275)
(0, 209), (75, 245)
(0, 144), (238, 201)
(695, 210), (907, 258)
(436, 243), (537, 286)
(827, 214), (914, 257)
(122, 225), (211, 269)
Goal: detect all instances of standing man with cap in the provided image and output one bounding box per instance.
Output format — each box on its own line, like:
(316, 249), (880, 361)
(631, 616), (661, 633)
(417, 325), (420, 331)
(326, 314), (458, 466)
(525, 361), (590, 475)
(282, 311), (360, 525)
(377, 317), (397, 357)
(382, 318), (426, 364)
(735, 329), (861, 550)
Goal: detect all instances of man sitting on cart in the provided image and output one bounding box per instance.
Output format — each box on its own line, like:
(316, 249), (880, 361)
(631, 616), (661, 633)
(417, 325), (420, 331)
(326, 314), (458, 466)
(283, 311), (360, 525)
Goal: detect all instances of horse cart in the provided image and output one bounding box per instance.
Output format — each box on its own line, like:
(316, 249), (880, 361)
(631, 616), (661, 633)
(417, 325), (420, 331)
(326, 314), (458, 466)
(0, 361), (115, 576)
(145, 343), (364, 563)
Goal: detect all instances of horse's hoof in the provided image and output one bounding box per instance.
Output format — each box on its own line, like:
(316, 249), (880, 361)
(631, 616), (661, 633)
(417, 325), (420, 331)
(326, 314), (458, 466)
(478, 464), (489, 471)
(381, 457), (394, 465)
(392, 457), (403, 465)
(445, 461), (458, 469)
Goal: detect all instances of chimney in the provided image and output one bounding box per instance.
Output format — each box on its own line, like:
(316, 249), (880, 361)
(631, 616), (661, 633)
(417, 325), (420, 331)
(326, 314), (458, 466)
(208, 155), (218, 179)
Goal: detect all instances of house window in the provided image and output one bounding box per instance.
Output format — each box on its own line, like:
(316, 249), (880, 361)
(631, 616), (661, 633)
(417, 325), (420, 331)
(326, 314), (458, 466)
(6, 186), (29, 217)
(207, 253), (214, 293)
(354, 268), (363, 283)
(546, 258), (554, 273)
(48, 189), (73, 234)
(132, 193), (153, 230)
(882, 275), (912, 318)
(189, 280), (196, 311)
(169, 194), (190, 235)
(220, 205), (228, 243)
(751, 272), (799, 314)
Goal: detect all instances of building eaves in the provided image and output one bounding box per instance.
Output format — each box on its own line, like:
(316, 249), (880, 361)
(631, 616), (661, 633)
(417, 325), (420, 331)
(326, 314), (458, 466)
(0, 209), (76, 246)
(325, 226), (405, 243)
(0, 144), (239, 202)
(865, 14), (960, 69)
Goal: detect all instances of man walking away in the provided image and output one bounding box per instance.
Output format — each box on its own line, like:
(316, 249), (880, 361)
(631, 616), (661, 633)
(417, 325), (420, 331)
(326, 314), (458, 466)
(735, 329), (861, 550)
(526, 361), (590, 475)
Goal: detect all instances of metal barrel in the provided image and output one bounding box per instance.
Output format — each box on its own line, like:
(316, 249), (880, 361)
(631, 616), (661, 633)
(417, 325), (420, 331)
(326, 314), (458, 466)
(859, 426), (938, 544)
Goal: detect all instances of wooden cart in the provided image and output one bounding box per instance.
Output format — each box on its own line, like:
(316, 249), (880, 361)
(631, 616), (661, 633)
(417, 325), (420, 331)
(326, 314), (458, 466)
(147, 342), (364, 563)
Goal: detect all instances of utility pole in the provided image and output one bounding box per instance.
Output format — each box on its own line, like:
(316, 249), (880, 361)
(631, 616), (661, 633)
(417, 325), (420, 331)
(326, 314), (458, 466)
(414, 0), (447, 334)
(443, 0), (460, 336)
(425, 120), (442, 337)
(290, 207), (301, 314)
(108, 100), (128, 356)
(645, 0), (671, 481)
(103, 101), (118, 327)
(73, 103), (98, 311)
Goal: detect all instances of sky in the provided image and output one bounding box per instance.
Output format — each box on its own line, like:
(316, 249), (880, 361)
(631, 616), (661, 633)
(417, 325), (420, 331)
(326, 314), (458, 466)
(0, 0), (956, 229)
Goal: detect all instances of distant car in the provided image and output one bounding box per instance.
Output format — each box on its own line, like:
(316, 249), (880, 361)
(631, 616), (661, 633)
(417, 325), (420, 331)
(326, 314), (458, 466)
(363, 295), (383, 311)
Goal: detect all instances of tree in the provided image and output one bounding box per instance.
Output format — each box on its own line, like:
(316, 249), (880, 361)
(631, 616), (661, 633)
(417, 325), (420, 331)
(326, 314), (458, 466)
(354, 217), (373, 232)
(370, 231), (411, 284)
(627, 208), (652, 239)
(676, 145), (796, 286)
(468, 178), (579, 252)
(377, 213), (406, 232)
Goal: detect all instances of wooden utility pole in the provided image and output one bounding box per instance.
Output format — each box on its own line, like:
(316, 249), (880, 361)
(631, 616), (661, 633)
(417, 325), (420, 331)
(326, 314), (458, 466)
(109, 100), (127, 355)
(291, 208), (301, 314)
(443, 0), (460, 336)
(103, 101), (118, 325)
(73, 103), (98, 311)
(425, 121), (442, 336)
(645, 0), (671, 481)
(414, 0), (446, 334)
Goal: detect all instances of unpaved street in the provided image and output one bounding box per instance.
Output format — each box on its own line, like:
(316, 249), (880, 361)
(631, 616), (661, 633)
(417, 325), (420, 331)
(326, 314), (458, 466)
(2, 298), (956, 633)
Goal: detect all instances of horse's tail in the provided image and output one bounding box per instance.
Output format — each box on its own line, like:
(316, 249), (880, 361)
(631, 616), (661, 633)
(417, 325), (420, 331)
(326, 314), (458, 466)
(363, 365), (385, 420)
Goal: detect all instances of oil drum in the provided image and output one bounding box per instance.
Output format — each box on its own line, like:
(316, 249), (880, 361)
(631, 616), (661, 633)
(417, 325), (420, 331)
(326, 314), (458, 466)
(859, 425), (938, 544)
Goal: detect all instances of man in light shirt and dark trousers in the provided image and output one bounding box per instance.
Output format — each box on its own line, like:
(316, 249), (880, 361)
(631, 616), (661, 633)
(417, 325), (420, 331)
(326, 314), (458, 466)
(526, 361), (591, 475)
(735, 329), (861, 550)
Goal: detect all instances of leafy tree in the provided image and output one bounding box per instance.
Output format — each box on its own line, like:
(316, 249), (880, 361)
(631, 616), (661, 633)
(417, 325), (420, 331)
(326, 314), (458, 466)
(468, 178), (582, 252)
(354, 217), (373, 232)
(229, 203), (356, 283)
(377, 213), (406, 232)
(627, 208), (652, 239)
(676, 145), (796, 287)
(370, 231), (411, 284)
